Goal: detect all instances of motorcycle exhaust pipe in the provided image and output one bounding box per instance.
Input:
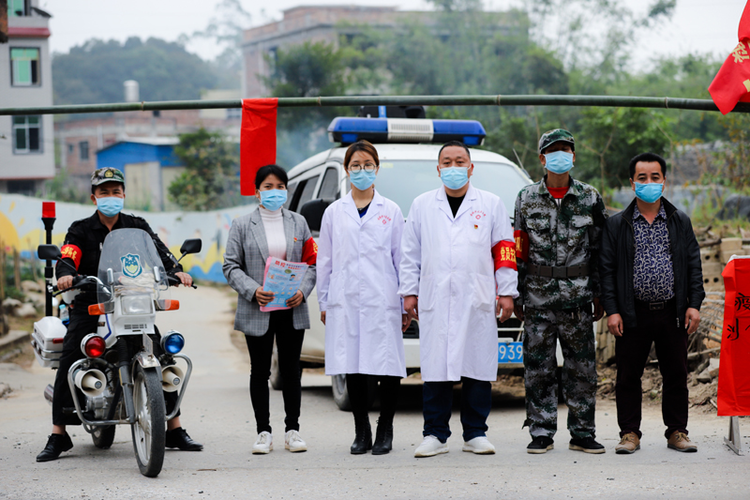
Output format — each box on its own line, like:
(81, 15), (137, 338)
(74, 368), (107, 397)
(161, 365), (184, 393)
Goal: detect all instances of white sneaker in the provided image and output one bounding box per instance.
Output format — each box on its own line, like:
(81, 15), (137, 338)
(252, 431), (273, 454)
(414, 435), (449, 457)
(285, 430), (307, 452)
(462, 436), (496, 455)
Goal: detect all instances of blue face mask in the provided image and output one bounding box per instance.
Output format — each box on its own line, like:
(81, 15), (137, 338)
(260, 189), (287, 212)
(634, 182), (663, 204)
(95, 196), (124, 217)
(349, 170), (377, 191)
(544, 151), (575, 174)
(440, 167), (469, 190)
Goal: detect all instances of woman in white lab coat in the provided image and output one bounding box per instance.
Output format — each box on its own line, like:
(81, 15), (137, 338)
(317, 140), (407, 455)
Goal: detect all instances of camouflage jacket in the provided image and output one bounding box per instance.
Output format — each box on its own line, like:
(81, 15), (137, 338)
(514, 175), (607, 310)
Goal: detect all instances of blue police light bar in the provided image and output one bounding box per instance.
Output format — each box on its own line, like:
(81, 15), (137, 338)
(328, 117), (486, 145)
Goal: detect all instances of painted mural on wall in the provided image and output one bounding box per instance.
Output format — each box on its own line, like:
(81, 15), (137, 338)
(0, 194), (258, 283)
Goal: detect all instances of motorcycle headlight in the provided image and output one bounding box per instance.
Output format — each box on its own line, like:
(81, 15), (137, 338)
(161, 331), (185, 354)
(120, 294), (154, 315)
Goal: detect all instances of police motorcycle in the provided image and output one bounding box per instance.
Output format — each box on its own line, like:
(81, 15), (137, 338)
(34, 228), (201, 477)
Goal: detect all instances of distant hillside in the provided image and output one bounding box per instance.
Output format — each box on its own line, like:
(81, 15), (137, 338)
(52, 37), (217, 105)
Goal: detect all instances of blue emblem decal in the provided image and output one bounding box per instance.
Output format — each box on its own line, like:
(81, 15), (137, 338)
(121, 253), (142, 278)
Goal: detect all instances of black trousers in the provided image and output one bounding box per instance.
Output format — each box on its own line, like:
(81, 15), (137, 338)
(346, 373), (401, 422)
(615, 300), (689, 439)
(244, 309), (304, 434)
(53, 308), (179, 426)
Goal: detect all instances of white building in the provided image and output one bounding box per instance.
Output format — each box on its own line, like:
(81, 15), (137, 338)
(0, 0), (54, 195)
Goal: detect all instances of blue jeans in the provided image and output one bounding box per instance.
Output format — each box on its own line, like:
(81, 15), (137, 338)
(422, 377), (491, 442)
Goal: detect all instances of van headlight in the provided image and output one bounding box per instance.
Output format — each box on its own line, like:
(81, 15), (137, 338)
(120, 294), (154, 315)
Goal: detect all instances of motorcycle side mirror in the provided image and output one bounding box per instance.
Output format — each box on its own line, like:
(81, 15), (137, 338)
(299, 199), (331, 232)
(37, 244), (61, 261)
(179, 239), (202, 258)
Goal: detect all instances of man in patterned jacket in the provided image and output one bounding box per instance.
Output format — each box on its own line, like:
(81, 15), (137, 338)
(514, 129), (608, 454)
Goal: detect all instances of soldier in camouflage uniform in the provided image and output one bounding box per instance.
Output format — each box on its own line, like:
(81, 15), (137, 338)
(513, 129), (608, 454)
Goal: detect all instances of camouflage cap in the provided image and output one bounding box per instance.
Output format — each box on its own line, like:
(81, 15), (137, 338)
(538, 129), (575, 154)
(91, 167), (125, 187)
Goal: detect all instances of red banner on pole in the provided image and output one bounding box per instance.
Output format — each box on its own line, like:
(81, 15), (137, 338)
(240, 98), (278, 196)
(708, 1), (750, 114)
(717, 257), (750, 416)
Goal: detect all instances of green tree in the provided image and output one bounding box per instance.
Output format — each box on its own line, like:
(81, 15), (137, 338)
(52, 37), (217, 104)
(168, 129), (242, 211)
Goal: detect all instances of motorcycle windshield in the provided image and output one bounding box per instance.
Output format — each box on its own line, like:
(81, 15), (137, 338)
(97, 228), (170, 306)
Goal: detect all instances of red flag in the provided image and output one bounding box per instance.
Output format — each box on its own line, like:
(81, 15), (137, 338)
(240, 98), (278, 195)
(717, 257), (750, 416)
(708, 2), (750, 114)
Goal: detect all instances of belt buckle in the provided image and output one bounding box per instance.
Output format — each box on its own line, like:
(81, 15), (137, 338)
(649, 301), (665, 310)
(552, 267), (566, 279)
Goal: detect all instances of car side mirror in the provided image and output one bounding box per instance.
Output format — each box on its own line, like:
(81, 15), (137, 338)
(299, 199), (331, 232)
(37, 244), (61, 261)
(179, 239), (202, 256)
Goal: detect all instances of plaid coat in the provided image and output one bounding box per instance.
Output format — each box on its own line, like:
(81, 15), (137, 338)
(223, 208), (317, 336)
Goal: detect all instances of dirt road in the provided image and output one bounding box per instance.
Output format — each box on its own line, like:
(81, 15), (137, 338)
(1, 285), (748, 499)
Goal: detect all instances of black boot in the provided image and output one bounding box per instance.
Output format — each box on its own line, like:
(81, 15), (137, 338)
(372, 418), (393, 455)
(36, 433), (74, 462)
(165, 427), (203, 451)
(350, 414), (372, 454)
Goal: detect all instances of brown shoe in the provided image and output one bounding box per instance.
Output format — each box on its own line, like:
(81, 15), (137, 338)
(615, 433), (640, 454)
(667, 431), (697, 452)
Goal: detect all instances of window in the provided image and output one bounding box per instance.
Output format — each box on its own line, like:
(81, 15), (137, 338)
(11, 47), (40, 86)
(12, 115), (42, 154)
(8, 0), (29, 16)
(284, 181), (299, 209)
(318, 168), (340, 200)
(67, 144), (74, 154)
(296, 175), (319, 210)
(79, 141), (90, 161)
(7, 180), (36, 195)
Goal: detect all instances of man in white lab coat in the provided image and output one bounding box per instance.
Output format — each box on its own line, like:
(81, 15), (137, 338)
(399, 141), (519, 457)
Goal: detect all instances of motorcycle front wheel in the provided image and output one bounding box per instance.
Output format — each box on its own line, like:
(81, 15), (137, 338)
(131, 364), (166, 477)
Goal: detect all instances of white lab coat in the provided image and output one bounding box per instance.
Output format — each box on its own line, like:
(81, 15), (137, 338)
(399, 183), (518, 382)
(317, 190), (407, 378)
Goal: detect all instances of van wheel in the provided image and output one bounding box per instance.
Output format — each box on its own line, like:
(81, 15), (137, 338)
(270, 342), (282, 391)
(332, 374), (352, 411)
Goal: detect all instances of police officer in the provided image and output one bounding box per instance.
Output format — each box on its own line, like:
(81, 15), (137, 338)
(514, 129), (607, 454)
(36, 168), (203, 462)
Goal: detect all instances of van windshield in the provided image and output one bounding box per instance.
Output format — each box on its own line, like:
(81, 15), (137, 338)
(372, 160), (532, 217)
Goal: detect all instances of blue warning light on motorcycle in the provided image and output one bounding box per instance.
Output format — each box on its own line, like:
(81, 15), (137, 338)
(162, 332), (185, 354)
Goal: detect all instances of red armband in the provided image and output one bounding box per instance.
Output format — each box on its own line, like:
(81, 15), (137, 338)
(60, 244), (82, 269)
(514, 230), (529, 262)
(492, 240), (517, 271)
(302, 237), (317, 265)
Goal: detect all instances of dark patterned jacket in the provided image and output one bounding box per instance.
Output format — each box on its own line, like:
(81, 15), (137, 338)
(599, 197), (705, 328)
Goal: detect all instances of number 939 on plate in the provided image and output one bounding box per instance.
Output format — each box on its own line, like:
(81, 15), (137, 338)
(498, 341), (523, 363)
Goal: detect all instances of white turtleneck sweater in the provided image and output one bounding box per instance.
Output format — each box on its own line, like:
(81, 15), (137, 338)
(260, 207), (287, 260)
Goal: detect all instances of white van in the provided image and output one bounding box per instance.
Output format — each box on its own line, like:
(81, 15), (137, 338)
(273, 110), (534, 409)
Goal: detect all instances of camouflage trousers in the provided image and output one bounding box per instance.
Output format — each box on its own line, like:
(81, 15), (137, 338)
(522, 306), (597, 439)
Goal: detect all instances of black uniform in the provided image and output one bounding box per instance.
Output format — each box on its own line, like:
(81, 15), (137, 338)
(53, 212), (182, 426)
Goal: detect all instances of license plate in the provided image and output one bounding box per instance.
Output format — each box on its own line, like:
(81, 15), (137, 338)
(498, 342), (523, 363)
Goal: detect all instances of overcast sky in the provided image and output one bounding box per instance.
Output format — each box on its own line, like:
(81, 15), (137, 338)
(41, 0), (747, 70)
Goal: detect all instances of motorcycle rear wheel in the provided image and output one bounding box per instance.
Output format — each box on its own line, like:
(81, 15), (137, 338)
(92, 425), (116, 449)
(131, 364), (166, 477)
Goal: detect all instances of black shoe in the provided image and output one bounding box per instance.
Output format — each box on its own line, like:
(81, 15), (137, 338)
(371, 419), (393, 455)
(569, 436), (605, 454)
(36, 433), (74, 462)
(527, 436), (554, 454)
(350, 415), (372, 454)
(165, 427), (203, 451)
